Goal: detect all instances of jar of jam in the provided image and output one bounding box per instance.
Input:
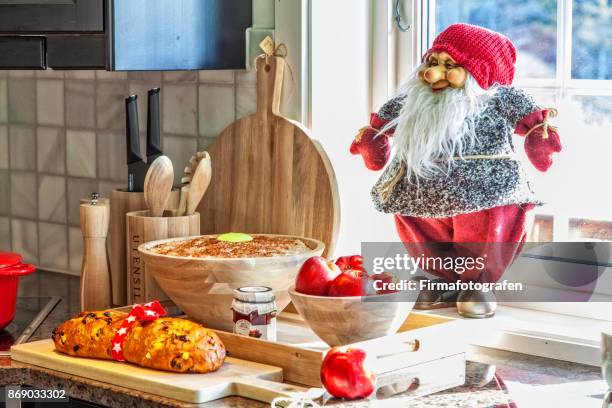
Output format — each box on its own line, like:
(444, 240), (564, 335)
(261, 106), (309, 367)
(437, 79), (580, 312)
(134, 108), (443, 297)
(232, 286), (277, 341)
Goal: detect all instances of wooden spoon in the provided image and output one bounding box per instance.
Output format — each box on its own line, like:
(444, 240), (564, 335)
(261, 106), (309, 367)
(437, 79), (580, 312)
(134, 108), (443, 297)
(144, 155), (174, 217)
(186, 151), (212, 215)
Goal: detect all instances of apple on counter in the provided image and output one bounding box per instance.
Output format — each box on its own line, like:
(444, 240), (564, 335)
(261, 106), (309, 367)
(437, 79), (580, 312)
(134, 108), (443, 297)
(320, 347), (376, 399)
(295, 254), (397, 296)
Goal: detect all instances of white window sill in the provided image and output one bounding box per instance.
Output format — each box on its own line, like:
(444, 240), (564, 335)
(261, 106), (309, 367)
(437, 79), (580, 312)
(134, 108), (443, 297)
(419, 305), (610, 366)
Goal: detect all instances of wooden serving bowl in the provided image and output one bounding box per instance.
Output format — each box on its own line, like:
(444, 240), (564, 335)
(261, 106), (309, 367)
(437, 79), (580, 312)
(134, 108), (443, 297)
(289, 286), (416, 346)
(138, 234), (324, 331)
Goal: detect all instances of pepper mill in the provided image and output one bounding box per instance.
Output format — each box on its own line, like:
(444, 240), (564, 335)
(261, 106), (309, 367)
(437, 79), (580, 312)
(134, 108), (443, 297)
(80, 193), (112, 310)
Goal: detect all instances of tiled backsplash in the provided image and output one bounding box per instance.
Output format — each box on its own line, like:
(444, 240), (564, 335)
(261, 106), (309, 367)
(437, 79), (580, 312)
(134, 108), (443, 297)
(0, 68), (257, 274)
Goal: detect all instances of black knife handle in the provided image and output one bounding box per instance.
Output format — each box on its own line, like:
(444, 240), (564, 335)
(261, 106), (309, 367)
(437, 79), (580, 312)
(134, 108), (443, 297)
(125, 95), (142, 164)
(147, 88), (162, 160)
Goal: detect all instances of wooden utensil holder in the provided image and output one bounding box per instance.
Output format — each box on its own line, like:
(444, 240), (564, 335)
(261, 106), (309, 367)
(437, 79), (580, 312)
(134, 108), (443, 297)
(126, 210), (200, 304)
(110, 189), (179, 306)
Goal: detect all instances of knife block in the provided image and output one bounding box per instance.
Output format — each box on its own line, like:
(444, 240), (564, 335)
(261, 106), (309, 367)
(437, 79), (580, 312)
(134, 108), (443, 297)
(110, 189), (179, 306)
(126, 210), (199, 304)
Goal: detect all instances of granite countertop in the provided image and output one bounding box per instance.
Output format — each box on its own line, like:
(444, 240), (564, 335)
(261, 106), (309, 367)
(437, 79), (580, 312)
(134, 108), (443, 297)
(1, 271), (608, 407)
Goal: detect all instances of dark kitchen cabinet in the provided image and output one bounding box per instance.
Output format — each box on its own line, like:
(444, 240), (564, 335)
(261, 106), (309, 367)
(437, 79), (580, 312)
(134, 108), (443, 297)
(0, 0), (104, 33)
(0, 0), (252, 70)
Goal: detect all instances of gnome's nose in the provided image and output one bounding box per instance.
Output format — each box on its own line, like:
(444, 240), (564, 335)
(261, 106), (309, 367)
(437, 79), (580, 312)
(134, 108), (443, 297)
(423, 67), (445, 84)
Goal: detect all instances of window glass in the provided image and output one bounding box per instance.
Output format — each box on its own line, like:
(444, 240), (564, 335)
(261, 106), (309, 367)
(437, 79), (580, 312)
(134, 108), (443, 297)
(572, 0), (612, 80)
(435, 0), (558, 79)
(528, 96), (612, 222)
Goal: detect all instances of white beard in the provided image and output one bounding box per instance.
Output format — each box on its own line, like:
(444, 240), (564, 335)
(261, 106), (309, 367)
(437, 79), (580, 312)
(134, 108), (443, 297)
(383, 71), (494, 179)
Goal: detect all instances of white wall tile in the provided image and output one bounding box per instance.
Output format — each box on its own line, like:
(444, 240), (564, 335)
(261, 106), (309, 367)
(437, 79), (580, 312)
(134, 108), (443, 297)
(10, 173), (36, 218)
(198, 70), (235, 84)
(66, 130), (96, 178)
(163, 84), (197, 136)
(36, 69), (64, 79)
(0, 170), (8, 215)
(0, 216), (9, 251)
(163, 71), (197, 82)
(198, 84), (235, 138)
(36, 80), (64, 126)
(96, 70), (127, 80)
(39, 222), (68, 270)
(236, 69), (257, 85)
(0, 79), (7, 124)
(96, 81), (128, 130)
(97, 131), (127, 182)
(8, 79), (36, 124)
(9, 126), (36, 171)
(8, 70), (34, 78)
(64, 71), (94, 80)
(0, 126), (7, 169)
(65, 80), (95, 129)
(37, 127), (65, 174)
(38, 176), (66, 223)
(11, 218), (38, 264)
(236, 86), (257, 119)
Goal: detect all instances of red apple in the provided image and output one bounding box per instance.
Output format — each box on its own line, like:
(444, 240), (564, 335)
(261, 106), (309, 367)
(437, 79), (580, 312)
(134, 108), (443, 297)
(371, 272), (397, 294)
(295, 256), (341, 296)
(335, 255), (364, 272)
(328, 269), (375, 297)
(320, 347), (375, 399)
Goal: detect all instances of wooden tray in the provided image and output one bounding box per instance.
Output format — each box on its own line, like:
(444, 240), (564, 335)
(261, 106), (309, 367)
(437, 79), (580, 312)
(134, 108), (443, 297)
(11, 340), (305, 404)
(210, 311), (467, 395)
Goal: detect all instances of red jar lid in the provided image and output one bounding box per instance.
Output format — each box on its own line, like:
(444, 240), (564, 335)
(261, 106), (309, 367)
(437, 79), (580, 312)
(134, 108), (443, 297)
(0, 251), (22, 269)
(0, 251), (35, 277)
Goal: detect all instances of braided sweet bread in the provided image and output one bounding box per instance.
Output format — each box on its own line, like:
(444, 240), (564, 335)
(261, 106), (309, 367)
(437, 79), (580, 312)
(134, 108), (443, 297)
(52, 310), (226, 373)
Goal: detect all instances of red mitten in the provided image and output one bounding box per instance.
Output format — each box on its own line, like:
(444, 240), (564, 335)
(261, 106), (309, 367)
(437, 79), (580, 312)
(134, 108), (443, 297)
(515, 109), (562, 172)
(350, 113), (392, 171)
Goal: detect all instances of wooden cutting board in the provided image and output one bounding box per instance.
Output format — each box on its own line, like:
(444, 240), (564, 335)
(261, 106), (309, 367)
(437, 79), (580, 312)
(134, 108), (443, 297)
(198, 56), (340, 256)
(11, 340), (305, 404)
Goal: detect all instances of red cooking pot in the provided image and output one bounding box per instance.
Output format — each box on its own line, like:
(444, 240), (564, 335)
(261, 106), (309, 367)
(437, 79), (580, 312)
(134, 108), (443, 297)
(0, 252), (36, 330)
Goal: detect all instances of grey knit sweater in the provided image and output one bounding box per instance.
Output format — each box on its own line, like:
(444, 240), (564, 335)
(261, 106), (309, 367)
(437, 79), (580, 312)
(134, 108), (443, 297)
(372, 86), (542, 218)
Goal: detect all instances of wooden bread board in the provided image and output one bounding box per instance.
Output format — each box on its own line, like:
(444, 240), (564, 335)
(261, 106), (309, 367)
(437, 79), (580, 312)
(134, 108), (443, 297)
(10, 340), (305, 404)
(210, 311), (467, 393)
(198, 56), (340, 257)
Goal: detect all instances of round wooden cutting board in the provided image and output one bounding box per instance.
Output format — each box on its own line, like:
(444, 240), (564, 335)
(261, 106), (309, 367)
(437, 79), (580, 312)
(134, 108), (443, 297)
(197, 56), (340, 256)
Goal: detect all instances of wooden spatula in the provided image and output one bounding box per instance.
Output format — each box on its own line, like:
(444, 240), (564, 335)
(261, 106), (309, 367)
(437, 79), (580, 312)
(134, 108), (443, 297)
(144, 155), (174, 217)
(177, 151), (212, 216)
(186, 152), (212, 215)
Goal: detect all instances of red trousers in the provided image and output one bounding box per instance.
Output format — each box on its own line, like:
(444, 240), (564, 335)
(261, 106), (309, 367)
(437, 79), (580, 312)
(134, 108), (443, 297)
(395, 204), (534, 283)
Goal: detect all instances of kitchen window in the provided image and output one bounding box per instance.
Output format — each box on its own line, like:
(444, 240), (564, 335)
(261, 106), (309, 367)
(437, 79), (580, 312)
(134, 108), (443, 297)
(431, 0), (612, 244)
(334, 0), (610, 358)
(419, 0), (612, 322)
(391, 0), (612, 243)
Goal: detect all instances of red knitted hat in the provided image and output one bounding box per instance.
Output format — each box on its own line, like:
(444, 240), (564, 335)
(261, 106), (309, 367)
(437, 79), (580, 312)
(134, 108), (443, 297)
(425, 23), (516, 89)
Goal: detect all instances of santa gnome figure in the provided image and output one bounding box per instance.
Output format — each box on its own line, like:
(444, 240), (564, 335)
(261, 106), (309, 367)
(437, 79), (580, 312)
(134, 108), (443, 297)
(351, 24), (562, 318)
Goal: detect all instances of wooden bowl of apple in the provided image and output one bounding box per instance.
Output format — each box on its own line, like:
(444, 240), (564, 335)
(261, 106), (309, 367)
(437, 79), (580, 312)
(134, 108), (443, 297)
(289, 255), (416, 346)
(139, 233), (325, 332)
